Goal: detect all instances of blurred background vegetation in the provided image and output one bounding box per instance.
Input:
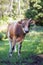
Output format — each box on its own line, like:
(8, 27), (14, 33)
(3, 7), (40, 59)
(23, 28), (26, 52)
(0, 0), (43, 25)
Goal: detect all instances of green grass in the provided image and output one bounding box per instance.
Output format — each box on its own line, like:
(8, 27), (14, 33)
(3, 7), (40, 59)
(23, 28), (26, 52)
(0, 26), (43, 65)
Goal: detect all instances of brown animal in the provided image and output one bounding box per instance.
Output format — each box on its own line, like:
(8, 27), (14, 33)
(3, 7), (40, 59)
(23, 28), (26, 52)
(7, 18), (34, 57)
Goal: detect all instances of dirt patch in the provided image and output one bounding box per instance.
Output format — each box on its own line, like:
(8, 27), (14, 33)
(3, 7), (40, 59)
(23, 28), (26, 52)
(29, 54), (43, 65)
(16, 54), (43, 65)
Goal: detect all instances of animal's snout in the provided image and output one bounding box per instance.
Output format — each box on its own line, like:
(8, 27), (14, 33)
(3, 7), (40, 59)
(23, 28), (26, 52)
(24, 26), (29, 33)
(25, 30), (29, 33)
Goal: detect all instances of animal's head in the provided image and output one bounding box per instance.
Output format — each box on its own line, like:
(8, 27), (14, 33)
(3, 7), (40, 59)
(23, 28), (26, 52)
(20, 18), (35, 33)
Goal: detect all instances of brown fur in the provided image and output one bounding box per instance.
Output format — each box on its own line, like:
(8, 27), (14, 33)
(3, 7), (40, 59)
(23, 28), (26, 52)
(7, 23), (24, 42)
(7, 18), (35, 57)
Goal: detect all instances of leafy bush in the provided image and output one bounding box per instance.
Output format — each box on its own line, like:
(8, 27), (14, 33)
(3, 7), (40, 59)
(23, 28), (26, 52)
(0, 16), (9, 25)
(25, 0), (43, 26)
(0, 33), (3, 40)
(25, 9), (38, 19)
(0, 32), (7, 40)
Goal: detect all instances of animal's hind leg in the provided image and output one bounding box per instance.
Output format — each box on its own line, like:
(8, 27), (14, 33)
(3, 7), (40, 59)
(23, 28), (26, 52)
(14, 45), (17, 52)
(9, 39), (13, 57)
(18, 42), (22, 57)
(12, 38), (16, 53)
(9, 39), (16, 57)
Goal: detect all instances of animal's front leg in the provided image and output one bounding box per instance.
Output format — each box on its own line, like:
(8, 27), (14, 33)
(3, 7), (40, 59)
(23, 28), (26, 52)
(9, 39), (12, 57)
(12, 44), (16, 52)
(14, 45), (17, 52)
(18, 42), (22, 57)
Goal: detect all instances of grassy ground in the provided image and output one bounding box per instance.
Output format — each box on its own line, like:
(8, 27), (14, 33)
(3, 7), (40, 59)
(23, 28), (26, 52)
(0, 26), (43, 65)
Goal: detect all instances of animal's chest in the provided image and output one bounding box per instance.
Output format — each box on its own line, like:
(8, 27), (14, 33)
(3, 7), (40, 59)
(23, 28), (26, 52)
(9, 24), (24, 40)
(15, 25), (24, 37)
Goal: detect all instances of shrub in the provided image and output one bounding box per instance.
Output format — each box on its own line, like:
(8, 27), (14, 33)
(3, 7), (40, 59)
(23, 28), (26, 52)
(0, 32), (3, 40)
(25, 9), (38, 19)
(25, 0), (43, 26)
(0, 32), (7, 40)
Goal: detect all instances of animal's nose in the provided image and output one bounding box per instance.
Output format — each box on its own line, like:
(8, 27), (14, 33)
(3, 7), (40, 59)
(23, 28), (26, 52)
(26, 31), (29, 33)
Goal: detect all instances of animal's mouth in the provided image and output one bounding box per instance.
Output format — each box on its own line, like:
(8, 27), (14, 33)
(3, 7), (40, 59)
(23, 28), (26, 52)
(22, 28), (29, 34)
(25, 31), (29, 33)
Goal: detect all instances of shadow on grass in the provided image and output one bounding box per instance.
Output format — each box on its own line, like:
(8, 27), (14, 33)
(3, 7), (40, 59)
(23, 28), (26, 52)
(0, 39), (9, 45)
(0, 51), (43, 65)
(0, 39), (43, 65)
(30, 26), (43, 32)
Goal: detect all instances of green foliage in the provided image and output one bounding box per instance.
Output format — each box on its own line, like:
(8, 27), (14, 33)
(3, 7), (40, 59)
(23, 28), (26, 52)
(0, 0), (43, 26)
(25, 9), (38, 19)
(0, 32), (3, 40)
(25, 0), (43, 26)
(2, 16), (9, 21)
(0, 16), (9, 25)
(0, 0), (10, 18)
(0, 32), (7, 40)
(12, 2), (18, 19)
(0, 0), (10, 4)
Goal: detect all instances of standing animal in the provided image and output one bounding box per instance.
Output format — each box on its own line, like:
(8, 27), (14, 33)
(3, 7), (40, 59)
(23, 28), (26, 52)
(7, 18), (35, 57)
